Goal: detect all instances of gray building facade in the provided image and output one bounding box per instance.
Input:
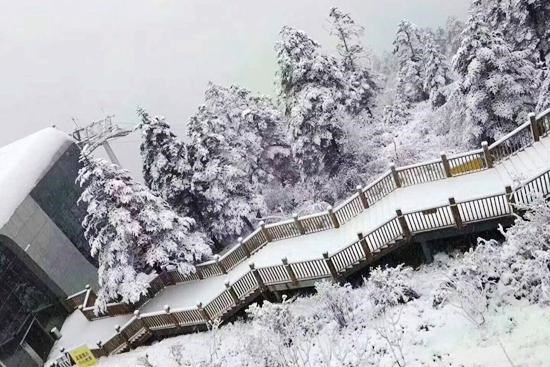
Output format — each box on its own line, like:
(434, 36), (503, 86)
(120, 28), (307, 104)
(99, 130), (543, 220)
(0, 131), (98, 367)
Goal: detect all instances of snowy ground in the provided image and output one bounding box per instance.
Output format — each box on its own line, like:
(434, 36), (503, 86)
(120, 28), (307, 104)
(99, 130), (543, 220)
(49, 136), (550, 359)
(89, 253), (550, 367)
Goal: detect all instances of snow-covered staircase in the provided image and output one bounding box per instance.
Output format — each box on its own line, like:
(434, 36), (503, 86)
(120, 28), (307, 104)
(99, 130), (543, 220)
(48, 111), (550, 364)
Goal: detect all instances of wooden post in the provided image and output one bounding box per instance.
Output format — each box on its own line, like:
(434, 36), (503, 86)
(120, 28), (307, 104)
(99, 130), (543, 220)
(449, 197), (463, 228)
(505, 186), (516, 214)
(239, 237), (251, 257)
(441, 152), (452, 178)
(390, 163), (402, 188)
(215, 255), (227, 274)
(259, 221), (272, 242)
(164, 305), (181, 328)
(225, 280), (240, 305)
(481, 141), (493, 168)
(357, 232), (372, 261)
(396, 209), (411, 239)
(322, 252), (339, 281)
(529, 113), (540, 142)
(196, 266), (204, 280)
(293, 214), (305, 235)
(327, 206), (340, 228)
(281, 257), (298, 285)
(196, 302), (211, 324)
(356, 185), (369, 209)
(115, 325), (132, 350)
(249, 262), (267, 294)
(133, 310), (150, 333)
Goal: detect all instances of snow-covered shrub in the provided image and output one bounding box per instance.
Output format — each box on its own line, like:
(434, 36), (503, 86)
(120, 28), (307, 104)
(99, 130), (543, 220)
(364, 264), (418, 315)
(313, 281), (364, 329)
(499, 193), (550, 304)
(433, 239), (503, 325)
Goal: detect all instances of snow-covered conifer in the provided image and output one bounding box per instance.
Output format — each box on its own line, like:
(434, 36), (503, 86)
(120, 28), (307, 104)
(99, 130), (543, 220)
(77, 155), (211, 312)
(186, 84), (273, 245)
(423, 34), (452, 107)
(139, 109), (196, 218)
(392, 21), (427, 103)
(328, 7), (379, 117)
(536, 70), (550, 113)
(276, 26), (349, 180)
(452, 12), (538, 143)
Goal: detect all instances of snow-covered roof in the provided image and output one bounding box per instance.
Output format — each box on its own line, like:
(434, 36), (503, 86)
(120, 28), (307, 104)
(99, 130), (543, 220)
(0, 128), (74, 228)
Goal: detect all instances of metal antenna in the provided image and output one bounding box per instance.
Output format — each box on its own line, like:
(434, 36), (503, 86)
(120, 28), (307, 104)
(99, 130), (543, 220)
(72, 115), (132, 166)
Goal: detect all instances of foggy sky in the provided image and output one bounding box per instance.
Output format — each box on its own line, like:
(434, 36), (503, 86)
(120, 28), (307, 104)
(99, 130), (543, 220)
(0, 0), (470, 176)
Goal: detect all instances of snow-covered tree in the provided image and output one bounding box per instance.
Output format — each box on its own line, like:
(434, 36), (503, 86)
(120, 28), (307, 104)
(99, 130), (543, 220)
(139, 109), (196, 218)
(537, 70), (550, 113)
(445, 16), (466, 57)
(423, 34), (452, 107)
(276, 26), (349, 180)
(187, 84), (275, 246)
(77, 155), (211, 312)
(392, 21), (427, 103)
(328, 8), (379, 117)
(452, 12), (538, 143)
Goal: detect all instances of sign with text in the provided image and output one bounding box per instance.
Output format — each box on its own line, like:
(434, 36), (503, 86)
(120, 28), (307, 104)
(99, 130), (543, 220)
(69, 345), (97, 367)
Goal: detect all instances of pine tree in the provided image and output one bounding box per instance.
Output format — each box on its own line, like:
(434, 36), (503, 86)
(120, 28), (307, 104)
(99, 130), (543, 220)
(186, 84), (279, 246)
(511, 0), (550, 66)
(276, 26), (349, 180)
(139, 109), (196, 218)
(392, 21), (427, 103)
(452, 12), (538, 143)
(423, 34), (451, 107)
(445, 17), (466, 57)
(328, 7), (379, 117)
(77, 155), (211, 313)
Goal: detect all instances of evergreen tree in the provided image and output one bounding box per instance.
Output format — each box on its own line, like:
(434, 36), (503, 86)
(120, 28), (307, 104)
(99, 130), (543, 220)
(139, 109), (196, 218)
(392, 21), (427, 103)
(423, 34), (452, 107)
(511, 0), (550, 66)
(186, 84), (280, 246)
(276, 26), (349, 180)
(328, 7), (379, 117)
(77, 155), (211, 313)
(445, 17), (466, 57)
(452, 12), (538, 143)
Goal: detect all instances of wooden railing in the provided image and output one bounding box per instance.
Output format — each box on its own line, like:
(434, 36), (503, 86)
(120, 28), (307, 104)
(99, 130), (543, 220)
(56, 110), (550, 361)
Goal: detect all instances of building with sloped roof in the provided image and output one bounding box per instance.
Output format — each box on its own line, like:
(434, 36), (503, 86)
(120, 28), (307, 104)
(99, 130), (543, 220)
(0, 128), (97, 367)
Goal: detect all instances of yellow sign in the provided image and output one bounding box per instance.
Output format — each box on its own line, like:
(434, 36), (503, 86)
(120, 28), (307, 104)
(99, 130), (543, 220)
(69, 345), (97, 367)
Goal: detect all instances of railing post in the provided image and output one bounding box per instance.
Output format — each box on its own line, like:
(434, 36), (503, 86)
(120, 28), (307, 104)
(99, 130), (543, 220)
(293, 214), (305, 235)
(238, 237), (251, 258)
(224, 280), (240, 305)
(322, 252), (339, 281)
(115, 325), (132, 350)
(390, 163), (402, 188)
(356, 185), (369, 209)
(481, 141), (493, 168)
(215, 255), (227, 274)
(133, 310), (150, 334)
(249, 262), (267, 294)
(327, 206), (340, 228)
(259, 221), (272, 242)
(529, 113), (540, 142)
(449, 197), (463, 228)
(357, 232), (372, 261)
(281, 257), (298, 286)
(505, 186), (516, 214)
(196, 302), (211, 324)
(164, 305), (181, 329)
(396, 209), (411, 240)
(441, 152), (452, 178)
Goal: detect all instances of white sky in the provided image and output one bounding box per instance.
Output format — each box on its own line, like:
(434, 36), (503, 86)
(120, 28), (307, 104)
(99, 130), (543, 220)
(0, 0), (469, 176)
